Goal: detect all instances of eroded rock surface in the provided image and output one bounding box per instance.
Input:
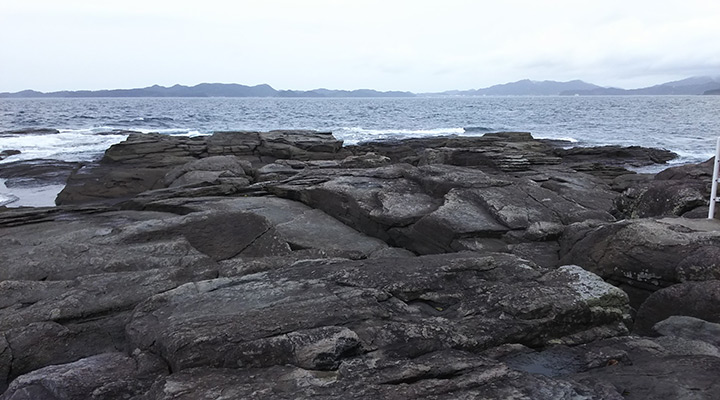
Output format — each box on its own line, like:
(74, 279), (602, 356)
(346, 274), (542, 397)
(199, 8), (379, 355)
(2, 130), (718, 399)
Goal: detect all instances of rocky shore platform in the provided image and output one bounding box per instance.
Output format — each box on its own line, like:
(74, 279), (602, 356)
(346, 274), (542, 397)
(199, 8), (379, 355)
(1, 130), (719, 399)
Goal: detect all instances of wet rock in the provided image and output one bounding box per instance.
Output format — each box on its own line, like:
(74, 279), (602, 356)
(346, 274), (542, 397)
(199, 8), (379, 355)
(574, 353), (720, 399)
(0, 159), (80, 187)
(0, 150), (20, 161)
(2, 130), (709, 398)
(0, 128), (59, 135)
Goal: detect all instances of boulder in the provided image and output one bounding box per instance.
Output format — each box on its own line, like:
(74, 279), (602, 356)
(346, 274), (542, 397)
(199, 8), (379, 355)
(559, 218), (720, 308)
(653, 316), (720, 347)
(614, 157), (715, 218)
(633, 280), (720, 335)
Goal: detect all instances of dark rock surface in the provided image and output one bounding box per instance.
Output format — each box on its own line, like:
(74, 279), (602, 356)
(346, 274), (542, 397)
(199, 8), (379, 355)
(0, 150), (21, 161)
(56, 130), (346, 205)
(560, 217), (720, 308)
(0, 128), (59, 135)
(633, 280), (720, 335)
(2, 130), (718, 399)
(615, 157), (715, 218)
(499, 334), (720, 400)
(0, 159), (81, 187)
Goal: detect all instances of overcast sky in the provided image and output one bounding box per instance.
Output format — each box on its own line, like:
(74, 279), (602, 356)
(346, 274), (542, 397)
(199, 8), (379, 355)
(1, 0), (719, 92)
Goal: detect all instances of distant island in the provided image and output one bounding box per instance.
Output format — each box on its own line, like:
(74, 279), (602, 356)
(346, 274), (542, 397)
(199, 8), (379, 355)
(1, 76), (719, 98)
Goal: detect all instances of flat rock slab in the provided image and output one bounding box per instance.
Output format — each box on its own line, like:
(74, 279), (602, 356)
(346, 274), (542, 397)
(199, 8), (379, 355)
(126, 255), (629, 373)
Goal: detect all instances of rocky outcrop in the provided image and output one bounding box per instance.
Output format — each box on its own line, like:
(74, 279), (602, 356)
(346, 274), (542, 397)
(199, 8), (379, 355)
(264, 163), (614, 263)
(56, 130), (346, 205)
(3, 130), (718, 399)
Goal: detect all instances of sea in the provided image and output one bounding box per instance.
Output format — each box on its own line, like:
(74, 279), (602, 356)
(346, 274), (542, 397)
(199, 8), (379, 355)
(1, 96), (720, 206)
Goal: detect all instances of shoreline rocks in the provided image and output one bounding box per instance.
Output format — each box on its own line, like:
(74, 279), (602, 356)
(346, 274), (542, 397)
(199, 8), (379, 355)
(2, 130), (719, 399)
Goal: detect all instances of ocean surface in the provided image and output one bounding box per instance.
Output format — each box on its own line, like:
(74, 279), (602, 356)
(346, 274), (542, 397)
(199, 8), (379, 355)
(2, 96), (720, 206)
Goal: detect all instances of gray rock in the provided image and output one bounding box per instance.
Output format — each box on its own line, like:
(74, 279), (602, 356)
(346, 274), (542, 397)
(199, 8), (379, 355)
(162, 155), (252, 188)
(267, 163), (614, 257)
(574, 354), (720, 399)
(0, 159), (80, 187)
(614, 157), (714, 219)
(0, 352), (167, 400)
(136, 350), (624, 399)
(125, 257), (629, 372)
(653, 315), (720, 348)
(634, 281), (720, 335)
(57, 131), (347, 205)
(559, 218), (720, 308)
(499, 335), (720, 400)
(123, 196), (391, 261)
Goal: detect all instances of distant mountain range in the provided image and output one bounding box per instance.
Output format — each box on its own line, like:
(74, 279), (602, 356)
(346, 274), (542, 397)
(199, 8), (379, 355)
(2, 76), (719, 98)
(432, 76), (720, 96)
(432, 79), (603, 96)
(559, 76), (720, 96)
(0, 83), (415, 99)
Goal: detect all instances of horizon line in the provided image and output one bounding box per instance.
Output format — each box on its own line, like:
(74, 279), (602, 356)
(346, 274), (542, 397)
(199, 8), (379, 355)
(2, 75), (719, 96)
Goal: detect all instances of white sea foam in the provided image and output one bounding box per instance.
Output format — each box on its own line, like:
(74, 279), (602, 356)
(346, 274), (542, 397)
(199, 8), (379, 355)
(0, 130), (129, 163)
(336, 127), (465, 145)
(0, 191), (19, 206)
(0, 178), (63, 207)
(533, 135), (579, 143)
